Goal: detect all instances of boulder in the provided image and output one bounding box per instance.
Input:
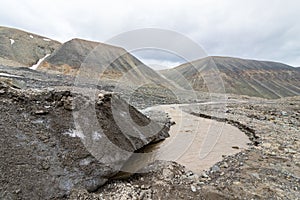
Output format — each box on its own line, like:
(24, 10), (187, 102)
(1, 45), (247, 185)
(0, 82), (169, 199)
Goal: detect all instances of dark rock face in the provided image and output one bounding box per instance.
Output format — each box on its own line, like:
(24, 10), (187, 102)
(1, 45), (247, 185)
(0, 26), (61, 67)
(0, 81), (169, 199)
(160, 56), (300, 99)
(0, 64), (181, 109)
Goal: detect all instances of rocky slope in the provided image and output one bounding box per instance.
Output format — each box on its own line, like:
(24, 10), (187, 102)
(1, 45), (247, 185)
(0, 64), (185, 109)
(160, 56), (300, 99)
(0, 74), (170, 199)
(0, 26), (61, 67)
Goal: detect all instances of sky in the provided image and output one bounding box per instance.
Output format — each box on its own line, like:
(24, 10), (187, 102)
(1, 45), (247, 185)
(1, 0), (299, 69)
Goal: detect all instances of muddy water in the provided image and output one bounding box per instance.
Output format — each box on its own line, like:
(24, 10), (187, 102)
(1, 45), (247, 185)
(122, 104), (250, 174)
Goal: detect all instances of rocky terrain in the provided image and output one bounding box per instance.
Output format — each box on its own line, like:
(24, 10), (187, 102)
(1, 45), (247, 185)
(0, 74), (171, 199)
(0, 26), (61, 67)
(0, 26), (299, 200)
(1, 66), (299, 199)
(160, 56), (300, 99)
(2, 65), (298, 199)
(0, 65), (185, 109)
(69, 96), (300, 200)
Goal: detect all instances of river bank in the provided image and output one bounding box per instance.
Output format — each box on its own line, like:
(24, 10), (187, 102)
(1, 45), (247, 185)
(70, 96), (300, 199)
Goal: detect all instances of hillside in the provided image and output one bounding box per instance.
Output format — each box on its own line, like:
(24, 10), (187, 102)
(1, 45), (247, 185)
(0, 26), (61, 67)
(37, 38), (175, 88)
(160, 56), (300, 99)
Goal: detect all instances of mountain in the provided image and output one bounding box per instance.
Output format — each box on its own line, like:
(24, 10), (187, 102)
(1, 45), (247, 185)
(160, 56), (300, 99)
(0, 26), (61, 67)
(37, 38), (175, 88)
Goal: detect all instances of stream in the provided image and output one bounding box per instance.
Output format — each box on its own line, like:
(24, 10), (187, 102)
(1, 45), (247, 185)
(121, 103), (250, 174)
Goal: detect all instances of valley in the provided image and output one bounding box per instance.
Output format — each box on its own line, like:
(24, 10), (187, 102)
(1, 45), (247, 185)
(0, 26), (299, 200)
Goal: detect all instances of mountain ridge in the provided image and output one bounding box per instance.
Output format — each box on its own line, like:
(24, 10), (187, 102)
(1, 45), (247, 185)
(1, 26), (299, 99)
(160, 56), (300, 99)
(0, 26), (61, 67)
(37, 38), (178, 89)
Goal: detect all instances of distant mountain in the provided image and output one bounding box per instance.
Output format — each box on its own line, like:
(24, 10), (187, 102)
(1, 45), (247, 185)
(160, 56), (300, 99)
(0, 26), (61, 67)
(38, 38), (176, 87)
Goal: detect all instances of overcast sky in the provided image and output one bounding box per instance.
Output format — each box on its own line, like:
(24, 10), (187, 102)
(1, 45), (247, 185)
(1, 0), (299, 68)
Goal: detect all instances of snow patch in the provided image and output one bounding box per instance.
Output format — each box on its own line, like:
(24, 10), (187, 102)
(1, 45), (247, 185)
(43, 38), (51, 41)
(92, 131), (102, 140)
(79, 157), (93, 166)
(120, 111), (127, 117)
(0, 73), (22, 78)
(29, 35), (34, 38)
(30, 54), (50, 70)
(31, 119), (45, 124)
(9, 39), (15, 45)
(63, 129), (85, 139)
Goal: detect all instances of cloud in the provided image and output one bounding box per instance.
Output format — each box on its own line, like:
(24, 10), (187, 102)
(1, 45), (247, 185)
(132, 49), (186, 70)
(0, 0), (299, 67)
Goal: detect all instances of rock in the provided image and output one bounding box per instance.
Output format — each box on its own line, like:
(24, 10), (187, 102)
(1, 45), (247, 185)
(96, 100), (103, 105)
(191, 185), (197, 192)
(284, 148), (297, 154)
(220, 162), (229, 168)
(211, 165), (221, 173)
(202, 186), (229, 199)
(41, 160), (50, 170)
(233, 181), (241, 185)
(139, 191), (146, 199)
(0, 86), (170, 199)
(251, 173), (260, 179)
(188, 174), (199, 182)
(34, 109), (48, 115)
(62, 96), (76, 111)
(201, 172), (209, 178)
(186, 170), (194, 176)
(141, 184), (150, 190)
(98, 93), (105, 99)
(262, 143), (272, 148)
(162, 168), (175, 180)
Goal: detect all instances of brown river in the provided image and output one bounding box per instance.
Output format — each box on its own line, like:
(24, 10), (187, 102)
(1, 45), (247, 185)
(121, 103), (250, 174)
